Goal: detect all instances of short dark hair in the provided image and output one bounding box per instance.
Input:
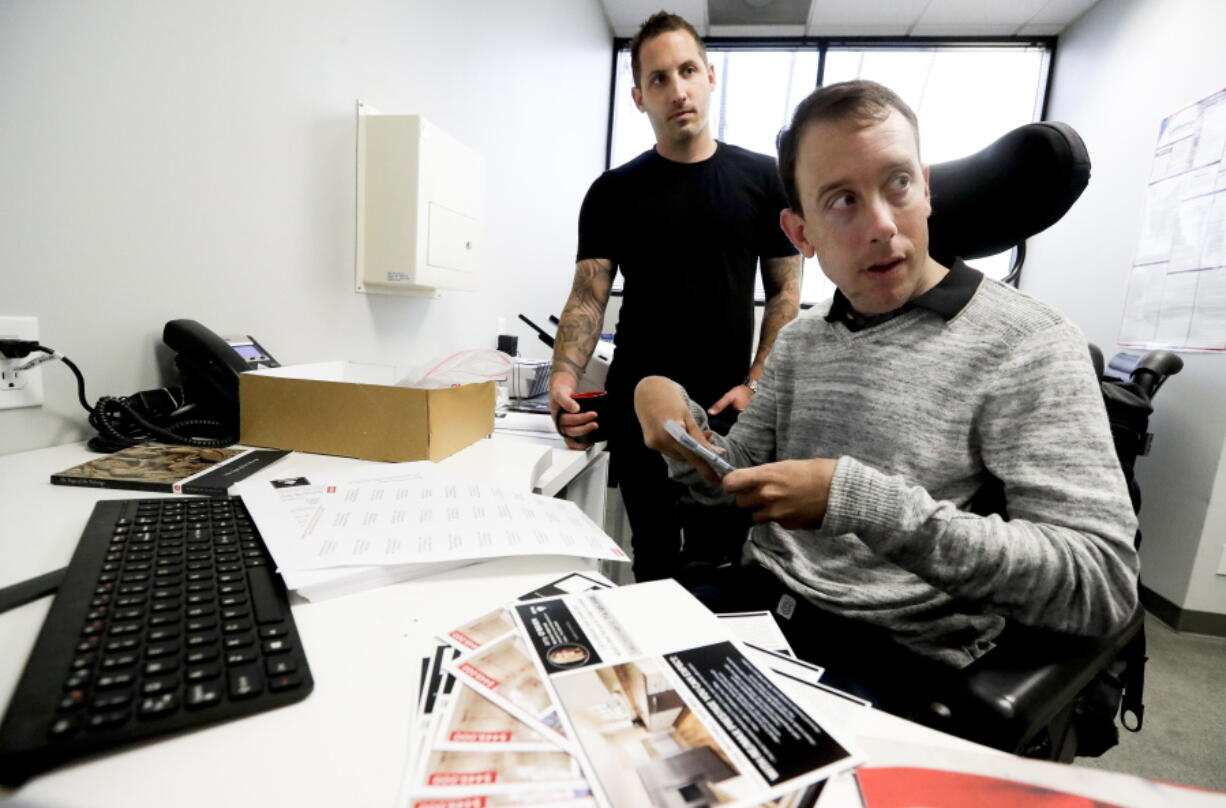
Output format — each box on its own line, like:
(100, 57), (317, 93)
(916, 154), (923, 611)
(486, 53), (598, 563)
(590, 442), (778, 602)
(776, 80), (921, 213)
(628, 11), (706, 89)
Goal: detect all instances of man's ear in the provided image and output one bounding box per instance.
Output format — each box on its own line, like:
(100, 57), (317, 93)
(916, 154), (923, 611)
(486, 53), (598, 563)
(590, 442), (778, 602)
(631, 86), (644, 113)
(706, 61), (716, 89)
(780, 209), (816, 259)
(923, 164), (931, 202)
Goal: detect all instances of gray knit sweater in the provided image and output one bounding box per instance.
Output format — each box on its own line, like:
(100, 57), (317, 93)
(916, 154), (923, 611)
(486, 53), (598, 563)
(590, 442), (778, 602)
(670, 278), (1140, 667)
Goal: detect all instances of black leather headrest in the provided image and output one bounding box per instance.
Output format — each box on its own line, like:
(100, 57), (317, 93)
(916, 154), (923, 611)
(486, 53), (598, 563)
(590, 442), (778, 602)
(928, 122), (1090, 265)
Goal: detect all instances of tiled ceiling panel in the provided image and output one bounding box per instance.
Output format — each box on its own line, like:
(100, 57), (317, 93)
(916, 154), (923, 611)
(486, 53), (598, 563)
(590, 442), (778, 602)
(600, 0), (1102, 37)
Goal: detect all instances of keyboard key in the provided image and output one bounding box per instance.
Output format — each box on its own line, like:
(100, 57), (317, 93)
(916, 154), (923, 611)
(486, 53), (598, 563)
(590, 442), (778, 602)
(100, 654), (138, 670)
(48, 716), (81, 739)
(266, 658), (297, 676)
(223, 634), (254, 650)
(269, 673), (304, 693)
(91, 691), (133, 711)
(246, 567), (284, 625)
(145, 642), (179, 659)
(86, 710), (130, 731)
(225, 650), (257, 667)
(96, 672), (135, 690)
(186, 647), (220, 664)
(185, 682), (223, 709)
(228, 670), (263, 699)
(186, 664), (220, 683)
(186, 632), (219, 648)
(141, 677), (179, 696)
(262, 639), (291, 655)
(58, 690), (86, 711)
(138, 693), (179, 719)
(143, 659), (179, 677)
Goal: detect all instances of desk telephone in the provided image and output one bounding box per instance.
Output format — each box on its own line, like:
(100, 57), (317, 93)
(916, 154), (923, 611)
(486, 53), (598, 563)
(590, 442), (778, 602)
(88, 319), (279, 452)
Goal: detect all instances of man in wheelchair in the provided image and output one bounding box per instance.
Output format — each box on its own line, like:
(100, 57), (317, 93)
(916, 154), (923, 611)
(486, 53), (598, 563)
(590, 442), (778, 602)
(632, 80), (1140, 729)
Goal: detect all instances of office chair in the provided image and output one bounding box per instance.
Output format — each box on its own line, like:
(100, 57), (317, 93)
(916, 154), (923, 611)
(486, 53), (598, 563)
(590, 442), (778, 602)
(911, 122), (1182, 761)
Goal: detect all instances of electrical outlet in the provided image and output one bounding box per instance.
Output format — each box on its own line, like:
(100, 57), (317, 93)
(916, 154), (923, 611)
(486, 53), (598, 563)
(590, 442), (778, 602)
(0, 316), (43, 410)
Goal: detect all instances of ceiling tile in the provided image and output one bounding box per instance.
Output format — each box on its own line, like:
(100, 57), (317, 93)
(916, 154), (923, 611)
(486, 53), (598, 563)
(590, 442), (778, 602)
(1026, 0), (1101, 25)
(604, 0), (708, 36)
(806, 23), (914, 37)
(709, 24), (808, 37)
(1017, 22), (1065, 36)
(917, 0), (1049, 26)
(808, 0), (930, 27)
(910, 22), (1028, 36)
(709, 0), (810, 26)
(599, 0), (1096, 39)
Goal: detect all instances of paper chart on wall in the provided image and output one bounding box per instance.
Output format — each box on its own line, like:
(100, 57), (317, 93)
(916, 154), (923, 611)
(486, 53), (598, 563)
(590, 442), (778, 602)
(1119, 87), (1226, 351)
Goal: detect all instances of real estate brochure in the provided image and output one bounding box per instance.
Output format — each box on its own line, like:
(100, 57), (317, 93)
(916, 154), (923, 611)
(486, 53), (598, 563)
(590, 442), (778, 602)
(403, 643), (596, 808)
(446, 631), (573, 751)
(507, 579), (863, 808)
(443, 572), (613, 654)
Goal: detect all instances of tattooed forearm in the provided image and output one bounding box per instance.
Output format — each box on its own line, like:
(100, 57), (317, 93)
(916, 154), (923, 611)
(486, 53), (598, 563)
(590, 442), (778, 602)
(552, 258), (614, 382)
(751, 255), (803, 374)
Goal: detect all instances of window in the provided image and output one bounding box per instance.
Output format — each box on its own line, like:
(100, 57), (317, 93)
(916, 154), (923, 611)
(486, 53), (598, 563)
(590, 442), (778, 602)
(608, 40), (1051, 303)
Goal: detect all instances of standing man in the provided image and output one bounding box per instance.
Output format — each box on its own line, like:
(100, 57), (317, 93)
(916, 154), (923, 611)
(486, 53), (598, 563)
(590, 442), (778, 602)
(549, 12), (802, 582)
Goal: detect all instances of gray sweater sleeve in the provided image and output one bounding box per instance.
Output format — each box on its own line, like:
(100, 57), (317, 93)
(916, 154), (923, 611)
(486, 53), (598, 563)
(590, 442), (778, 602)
(821, 322), (1139, 637)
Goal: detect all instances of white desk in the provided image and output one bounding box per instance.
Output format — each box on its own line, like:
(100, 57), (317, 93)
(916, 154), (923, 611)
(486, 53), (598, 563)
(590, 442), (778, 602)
(0, 438), (990, 807)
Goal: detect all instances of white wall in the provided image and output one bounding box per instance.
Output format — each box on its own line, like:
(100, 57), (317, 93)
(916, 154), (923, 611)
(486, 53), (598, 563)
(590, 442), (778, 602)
(1025, 0), (1226, 616)
(0, 0), (611, 455)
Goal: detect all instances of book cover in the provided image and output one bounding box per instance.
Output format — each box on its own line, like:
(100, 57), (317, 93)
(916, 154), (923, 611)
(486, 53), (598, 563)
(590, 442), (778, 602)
(50, 443), (289, 497)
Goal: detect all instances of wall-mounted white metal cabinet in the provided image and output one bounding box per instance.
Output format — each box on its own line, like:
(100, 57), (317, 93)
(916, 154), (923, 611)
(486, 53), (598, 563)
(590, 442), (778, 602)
(356, 104), (485, 296)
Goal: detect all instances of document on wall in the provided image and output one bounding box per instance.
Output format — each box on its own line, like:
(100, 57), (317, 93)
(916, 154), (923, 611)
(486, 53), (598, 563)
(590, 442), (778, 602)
(506, 579), (862, 808)
(285, 477), (628, 570)
(1119, 87), (1226, 351)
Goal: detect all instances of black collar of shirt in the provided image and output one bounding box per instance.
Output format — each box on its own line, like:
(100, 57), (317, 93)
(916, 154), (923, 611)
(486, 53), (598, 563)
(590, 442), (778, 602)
(824, 258), (984, 332)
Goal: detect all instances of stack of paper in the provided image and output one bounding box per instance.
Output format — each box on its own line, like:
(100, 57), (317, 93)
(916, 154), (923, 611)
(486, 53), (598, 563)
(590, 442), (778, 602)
(236, 464), (628, 601)
(402, 575), (866, 808)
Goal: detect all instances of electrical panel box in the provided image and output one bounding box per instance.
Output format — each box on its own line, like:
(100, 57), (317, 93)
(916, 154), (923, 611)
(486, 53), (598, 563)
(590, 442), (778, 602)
(356, 104), (485, 296)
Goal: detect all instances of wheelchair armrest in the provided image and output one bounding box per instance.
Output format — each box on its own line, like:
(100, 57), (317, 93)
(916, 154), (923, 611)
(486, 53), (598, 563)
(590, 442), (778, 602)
(918, 607), (1144, 753)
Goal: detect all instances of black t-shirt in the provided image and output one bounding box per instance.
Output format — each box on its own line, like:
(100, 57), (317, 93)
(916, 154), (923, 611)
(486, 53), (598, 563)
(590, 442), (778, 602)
(577, 143), (796, 410)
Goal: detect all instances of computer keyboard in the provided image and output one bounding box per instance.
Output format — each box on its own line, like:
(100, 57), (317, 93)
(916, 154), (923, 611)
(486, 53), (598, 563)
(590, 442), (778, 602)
(0, 496), (313, 785)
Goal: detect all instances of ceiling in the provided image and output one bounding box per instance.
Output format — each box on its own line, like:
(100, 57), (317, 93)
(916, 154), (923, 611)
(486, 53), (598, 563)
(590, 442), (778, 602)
(598, 0), (1101, 38)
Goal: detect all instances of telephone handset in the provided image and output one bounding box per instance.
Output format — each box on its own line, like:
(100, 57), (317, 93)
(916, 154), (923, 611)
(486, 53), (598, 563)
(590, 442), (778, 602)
(87, 320), (280, 452)
(163, 319), (279, 408)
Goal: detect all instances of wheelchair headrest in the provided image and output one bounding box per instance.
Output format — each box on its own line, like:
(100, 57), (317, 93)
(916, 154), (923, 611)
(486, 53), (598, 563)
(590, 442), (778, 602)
(928, 122), (1090, 265)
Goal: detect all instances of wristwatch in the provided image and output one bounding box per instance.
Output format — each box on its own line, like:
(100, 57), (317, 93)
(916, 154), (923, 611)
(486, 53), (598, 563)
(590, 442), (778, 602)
(742, 376), (760, 393)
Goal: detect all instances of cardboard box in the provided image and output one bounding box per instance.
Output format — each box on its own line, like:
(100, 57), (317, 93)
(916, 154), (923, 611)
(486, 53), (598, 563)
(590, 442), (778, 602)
(240, 362), (495, 463)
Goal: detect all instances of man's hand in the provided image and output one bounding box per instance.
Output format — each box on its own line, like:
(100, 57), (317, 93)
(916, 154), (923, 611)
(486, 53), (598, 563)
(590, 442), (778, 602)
(548, 373), (599, 450)
(707, 383), (754, 416)
(722, 458), (838, 529)
(635, 376), (725, 484)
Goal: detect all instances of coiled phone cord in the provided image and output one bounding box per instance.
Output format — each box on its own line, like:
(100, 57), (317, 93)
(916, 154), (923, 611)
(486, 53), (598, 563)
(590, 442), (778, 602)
(15, 344), (236, 451)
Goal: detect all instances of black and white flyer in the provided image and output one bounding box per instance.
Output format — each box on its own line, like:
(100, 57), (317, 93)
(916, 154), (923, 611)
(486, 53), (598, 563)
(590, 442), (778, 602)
(509, 580), (862, 808)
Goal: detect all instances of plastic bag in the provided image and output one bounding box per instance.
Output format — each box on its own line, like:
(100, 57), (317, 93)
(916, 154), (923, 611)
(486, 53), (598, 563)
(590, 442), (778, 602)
(398, 349), (514, 389)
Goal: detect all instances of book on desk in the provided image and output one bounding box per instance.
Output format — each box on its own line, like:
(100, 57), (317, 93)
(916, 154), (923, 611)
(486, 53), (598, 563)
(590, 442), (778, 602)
(50, 443), (289, 497)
